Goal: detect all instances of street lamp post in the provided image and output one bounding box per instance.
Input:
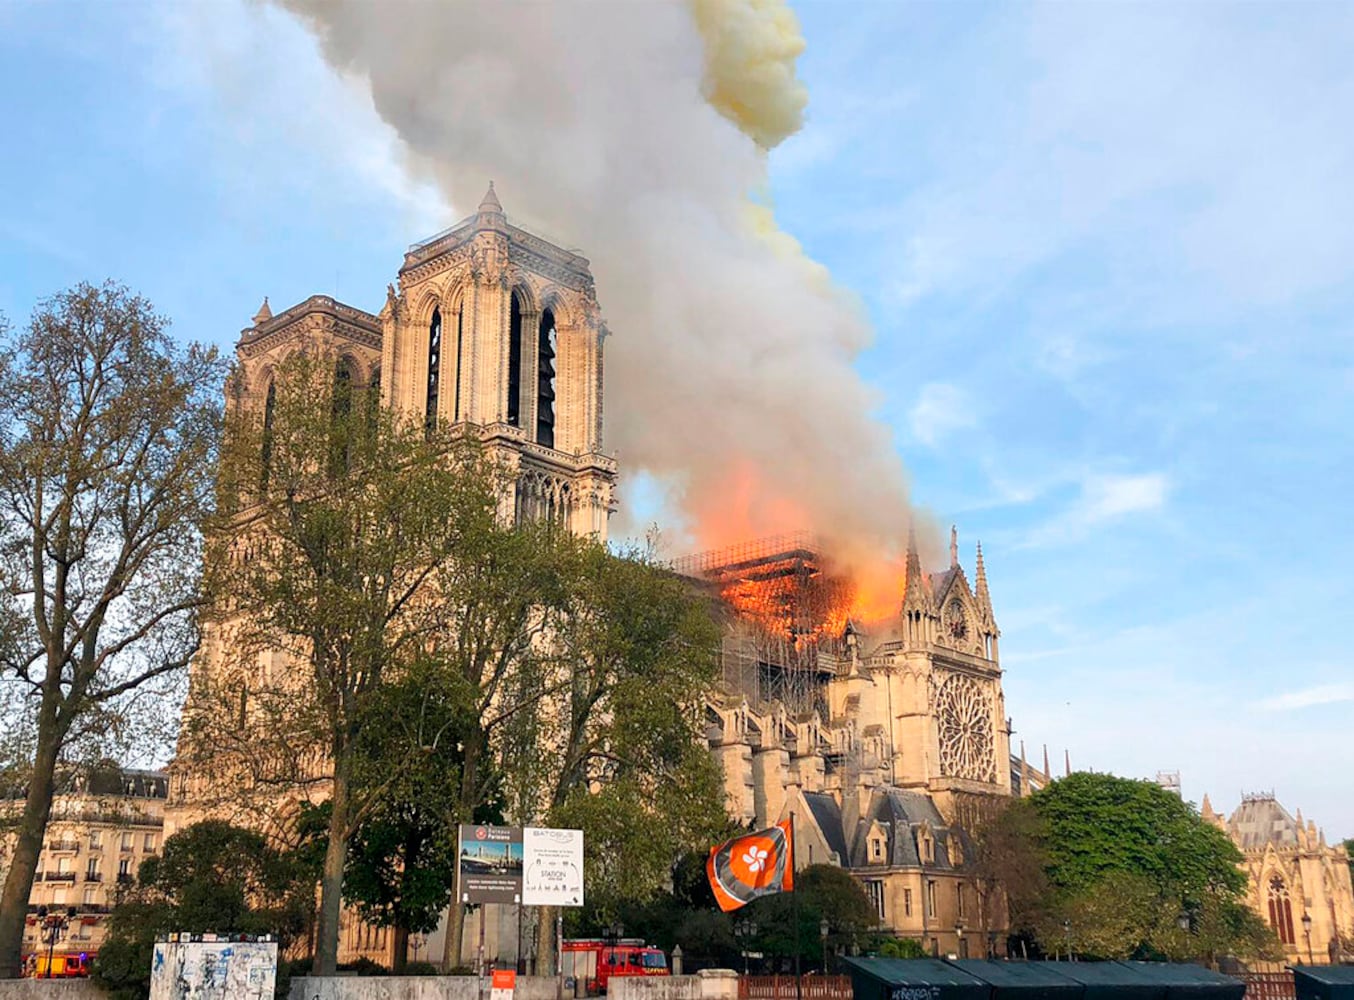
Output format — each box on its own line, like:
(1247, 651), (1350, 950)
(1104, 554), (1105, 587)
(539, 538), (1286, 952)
(1063, 920), (1072, 962)
(820, 918), (830, 973)
(735, 920), (758, 976)
(37, 907), (75, 979)
(955, 921), (965, 960)
(1301, 912), (1313, 965)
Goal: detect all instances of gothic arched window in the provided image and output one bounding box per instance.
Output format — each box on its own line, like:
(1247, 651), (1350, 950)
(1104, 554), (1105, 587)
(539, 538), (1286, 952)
(453, 306), (464, 422)
(330, 358), (354, 476)
(507, 293), (524, 427)
(367, 365), (381, 437)
(537, 308), (557, 448)
(426, 308), (442, 433)
(1268, 875), (1296, 944)
(260, 380), (276, 489)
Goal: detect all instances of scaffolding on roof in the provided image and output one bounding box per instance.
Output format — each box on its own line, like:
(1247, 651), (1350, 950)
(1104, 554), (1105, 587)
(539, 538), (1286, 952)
(673, 534), (849, 719)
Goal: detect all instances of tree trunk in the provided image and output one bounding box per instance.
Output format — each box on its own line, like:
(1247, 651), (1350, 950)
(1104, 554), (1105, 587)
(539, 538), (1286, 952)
(538, 904), (559, 978)
(392, 923), (410, 974)
(446, 901), (467, 970)
(314, 759), (352, 976)
(0, 708), (62, 979)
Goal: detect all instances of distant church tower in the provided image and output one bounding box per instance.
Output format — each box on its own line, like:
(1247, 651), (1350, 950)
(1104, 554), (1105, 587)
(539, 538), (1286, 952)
(380, 183), (615, 536)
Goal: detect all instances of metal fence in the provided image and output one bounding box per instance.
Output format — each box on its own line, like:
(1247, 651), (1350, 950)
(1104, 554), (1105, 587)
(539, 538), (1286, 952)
(1243, 971), (1296, 1000)
(739, 976), (853, 1000)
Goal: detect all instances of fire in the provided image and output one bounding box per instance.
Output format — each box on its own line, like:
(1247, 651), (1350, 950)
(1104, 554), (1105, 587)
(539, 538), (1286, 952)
(680, 462), (910, 634)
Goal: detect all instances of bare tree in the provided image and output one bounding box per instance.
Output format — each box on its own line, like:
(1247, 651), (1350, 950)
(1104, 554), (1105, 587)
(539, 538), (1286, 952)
(0, 283), (222, 979)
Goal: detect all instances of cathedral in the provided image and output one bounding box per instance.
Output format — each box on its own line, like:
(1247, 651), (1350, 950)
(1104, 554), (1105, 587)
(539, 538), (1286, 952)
(680, 528), (1039, 958)
(1203, 793), (1354, 965)
(167, 185), (1037, 963)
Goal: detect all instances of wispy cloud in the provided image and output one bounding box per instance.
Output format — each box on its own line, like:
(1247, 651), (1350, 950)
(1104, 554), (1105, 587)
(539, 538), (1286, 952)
(1020, 471), (1170, 548)
(908, 382), (977, 447)
(1257, 682), (1354, 712)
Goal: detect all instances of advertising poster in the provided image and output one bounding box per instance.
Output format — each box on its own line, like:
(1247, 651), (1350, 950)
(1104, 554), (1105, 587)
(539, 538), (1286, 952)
(458, 823), (524, 903)
(522, 826), (584, 906)
(148, 938), (277, 1000)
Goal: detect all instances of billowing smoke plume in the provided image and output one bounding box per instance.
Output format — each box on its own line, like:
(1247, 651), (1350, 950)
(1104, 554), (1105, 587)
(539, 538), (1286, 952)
(273, 0), (920, 611)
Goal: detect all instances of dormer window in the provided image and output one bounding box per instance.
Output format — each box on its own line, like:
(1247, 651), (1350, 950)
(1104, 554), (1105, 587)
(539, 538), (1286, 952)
(920, 831), (935, 864)
(870, 836), (885, 862)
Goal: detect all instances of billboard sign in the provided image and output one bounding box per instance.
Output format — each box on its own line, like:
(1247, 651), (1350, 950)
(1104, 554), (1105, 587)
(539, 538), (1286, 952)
(523, 827), (584, 906)
(458, 824), (524, 904)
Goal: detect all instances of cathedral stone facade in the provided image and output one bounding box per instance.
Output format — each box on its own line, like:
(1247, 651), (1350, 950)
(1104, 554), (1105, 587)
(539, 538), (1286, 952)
(167, 187), (1045, 966)
(1203, 793), (1354, 965)
(685, 528), (1040, 957)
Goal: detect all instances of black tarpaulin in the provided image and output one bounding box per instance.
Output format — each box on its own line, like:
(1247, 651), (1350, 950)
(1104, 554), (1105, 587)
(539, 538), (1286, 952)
(842, 957), (991, 1000)
(1293, 965), (1354, 1000)
(1115, 962), (1245, 1000)
(945, 959), (1085, 1000)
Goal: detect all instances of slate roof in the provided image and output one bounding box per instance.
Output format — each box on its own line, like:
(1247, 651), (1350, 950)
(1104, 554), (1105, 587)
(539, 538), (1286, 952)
(803, 790), (849, 864)
(1227, 795), (1300, 849)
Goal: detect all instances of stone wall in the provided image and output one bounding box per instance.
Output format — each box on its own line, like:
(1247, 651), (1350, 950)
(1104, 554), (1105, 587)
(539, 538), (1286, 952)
(288, 974), (739, 1000)
(0, 983), (105, 1000)
(289, 975), (565, 1000)
(610, 976), (703, 1000)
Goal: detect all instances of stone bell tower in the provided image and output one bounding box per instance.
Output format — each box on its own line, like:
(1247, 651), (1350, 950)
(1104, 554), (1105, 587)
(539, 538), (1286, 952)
(381, 183), (616, 537)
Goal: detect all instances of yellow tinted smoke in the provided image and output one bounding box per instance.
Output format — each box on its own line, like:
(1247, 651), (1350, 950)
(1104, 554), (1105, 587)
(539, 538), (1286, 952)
(691, 0), (809, 150)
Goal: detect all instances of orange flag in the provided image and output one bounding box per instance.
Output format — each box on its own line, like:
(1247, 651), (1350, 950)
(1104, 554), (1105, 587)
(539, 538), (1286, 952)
(707, 820), (795, 912)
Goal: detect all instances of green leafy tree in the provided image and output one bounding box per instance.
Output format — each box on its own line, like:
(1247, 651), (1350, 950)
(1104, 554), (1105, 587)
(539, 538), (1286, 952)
(191, 352), (507, 974)
(0, 284), (223, 979)
(1019, 773), (1280, 962)
(93, 820), (316, 999)
(878, 938), (928, 959)
(527, 544), (730, 962)
(737, 864), (877, 971)
(342, 659), (503, 973)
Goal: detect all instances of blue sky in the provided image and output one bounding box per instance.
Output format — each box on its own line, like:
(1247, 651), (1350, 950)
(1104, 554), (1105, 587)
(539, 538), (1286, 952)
(1, 2), (1350, 835)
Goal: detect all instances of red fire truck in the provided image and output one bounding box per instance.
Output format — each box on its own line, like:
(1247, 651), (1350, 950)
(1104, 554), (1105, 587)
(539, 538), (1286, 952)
(561, 938), (669, 994)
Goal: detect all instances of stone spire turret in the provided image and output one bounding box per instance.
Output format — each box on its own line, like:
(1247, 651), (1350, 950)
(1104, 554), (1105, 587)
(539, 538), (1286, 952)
(974, 541), (995, 624)
(478, 180), (503, 217)
(901, 525), (933, 645)
(950, 525), (959, 568)
(252, 297), (272, 326)
(1201, 793), (1215, 819)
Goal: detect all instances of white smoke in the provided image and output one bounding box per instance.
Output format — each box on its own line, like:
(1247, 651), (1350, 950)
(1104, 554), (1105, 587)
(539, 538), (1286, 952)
(268, 0), (916, 575)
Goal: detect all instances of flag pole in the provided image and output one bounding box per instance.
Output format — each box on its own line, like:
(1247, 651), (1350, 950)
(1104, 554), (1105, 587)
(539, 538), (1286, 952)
(791, 810), (801, 1000)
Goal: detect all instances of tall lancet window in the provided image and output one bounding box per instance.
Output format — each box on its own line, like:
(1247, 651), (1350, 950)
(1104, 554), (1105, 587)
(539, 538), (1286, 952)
(330, 358), (354, 477)
(426, 308), (442, 433)
(507, 294), (523, 427)
(537, 308), (556, 448)
(1267, 876), (1296, 944)
(260, 380), (276, 489)
(453, 306), (464, 423)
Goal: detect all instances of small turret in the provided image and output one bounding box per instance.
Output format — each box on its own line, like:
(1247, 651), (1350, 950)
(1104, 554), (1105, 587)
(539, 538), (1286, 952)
(478, 181), (504, 218)
(252, 297), (273, 326)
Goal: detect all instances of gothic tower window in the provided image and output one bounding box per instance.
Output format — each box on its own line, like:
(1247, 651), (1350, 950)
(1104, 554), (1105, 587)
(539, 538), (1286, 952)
(508, 294), (523, 427)
(453, 306), (463, 423)
(330, 358), (354, 476)
(537, 308), (557, 448)
(367, 365), (381, 438)
(260, 380), (276, 489)
(426, 308), (442, 433)
(1268, 875), (1296, 944)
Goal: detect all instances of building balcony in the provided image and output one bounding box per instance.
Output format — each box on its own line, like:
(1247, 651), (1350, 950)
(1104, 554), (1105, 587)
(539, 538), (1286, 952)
(45, 872), (77, 882)
(46, 841), (80, 853)
(116, 873), (133, 885)
(84, 873), (102, 883)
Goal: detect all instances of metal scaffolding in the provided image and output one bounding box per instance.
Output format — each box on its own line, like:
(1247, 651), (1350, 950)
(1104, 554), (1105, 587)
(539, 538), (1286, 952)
(672, 535), (849, 718)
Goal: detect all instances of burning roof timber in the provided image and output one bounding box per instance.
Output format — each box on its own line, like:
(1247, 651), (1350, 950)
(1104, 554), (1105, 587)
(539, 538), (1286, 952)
(670, 532), (854, 647)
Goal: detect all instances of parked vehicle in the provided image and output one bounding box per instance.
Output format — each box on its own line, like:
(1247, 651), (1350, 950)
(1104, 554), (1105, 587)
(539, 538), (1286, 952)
(23, 951), (93, 978)
(562, 938), (668, 994)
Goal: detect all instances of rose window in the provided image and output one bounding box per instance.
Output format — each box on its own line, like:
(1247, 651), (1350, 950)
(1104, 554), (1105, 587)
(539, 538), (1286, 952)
(935, 674), (996, 782)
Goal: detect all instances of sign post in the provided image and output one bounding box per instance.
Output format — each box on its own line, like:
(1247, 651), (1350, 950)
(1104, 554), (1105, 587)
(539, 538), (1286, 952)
(457, 824), (585, 978)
